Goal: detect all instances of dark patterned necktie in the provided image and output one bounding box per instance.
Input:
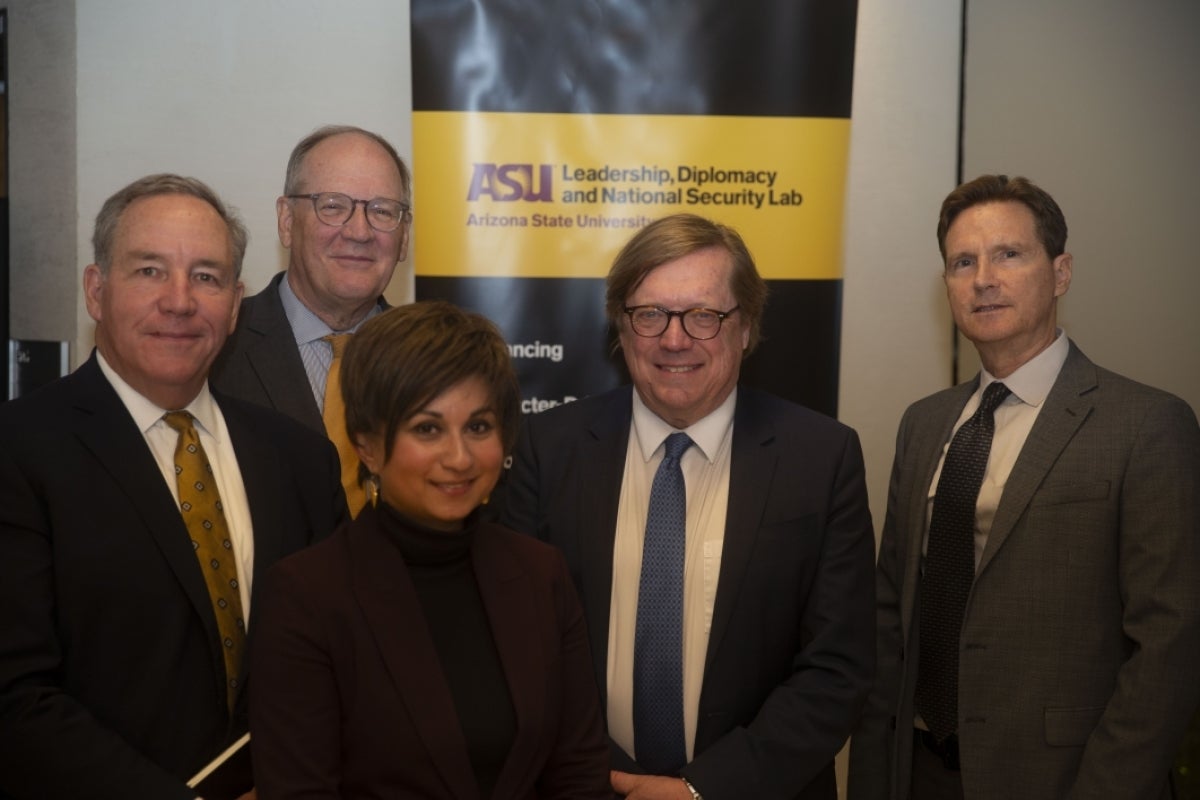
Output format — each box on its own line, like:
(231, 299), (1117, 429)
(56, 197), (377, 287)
(916, 381), (1011, 741)
(163, 411), (245, 713)
(634, 432), (693, 774)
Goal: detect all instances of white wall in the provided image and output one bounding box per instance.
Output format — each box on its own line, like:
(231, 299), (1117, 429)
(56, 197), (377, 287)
(840, 0), (963, 529)
(8, 0), (963, 537)
(960, 0), (1200, 412)
(72, 0), (416, 363)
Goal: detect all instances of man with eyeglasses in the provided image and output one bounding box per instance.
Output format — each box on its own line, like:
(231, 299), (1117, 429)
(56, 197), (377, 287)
(212, 125), (412, 515)
(502, 213), (876, 800)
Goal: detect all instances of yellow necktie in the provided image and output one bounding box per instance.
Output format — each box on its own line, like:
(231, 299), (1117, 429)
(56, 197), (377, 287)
(322, 334), (367, 516)
(162, 411), (245, 713)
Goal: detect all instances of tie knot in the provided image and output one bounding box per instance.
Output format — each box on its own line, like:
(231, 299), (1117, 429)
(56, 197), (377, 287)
(324, 333), (352, 359)
(979, 381), (1011, 415)
(662, 432), (693, 461)
(162, 411), (195, 434)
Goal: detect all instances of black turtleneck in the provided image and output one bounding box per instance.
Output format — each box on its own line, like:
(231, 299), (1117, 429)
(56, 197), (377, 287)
(379, 504), (516, 799)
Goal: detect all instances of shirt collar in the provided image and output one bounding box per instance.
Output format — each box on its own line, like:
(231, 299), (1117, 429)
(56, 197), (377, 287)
(96, 350), (222, 438)
(980, 328), (1069, 408)
(631, 387), (737, 463)
(278, 271), (382, 346)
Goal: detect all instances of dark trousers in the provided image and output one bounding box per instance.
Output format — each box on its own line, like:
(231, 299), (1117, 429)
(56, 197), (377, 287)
(910, 729), (964, 800)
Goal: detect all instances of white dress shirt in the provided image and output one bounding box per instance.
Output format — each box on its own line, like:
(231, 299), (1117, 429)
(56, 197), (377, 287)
(97, 352), (256, 619)
(607, 388), (737, 763)
(924, 330), (1070, 569)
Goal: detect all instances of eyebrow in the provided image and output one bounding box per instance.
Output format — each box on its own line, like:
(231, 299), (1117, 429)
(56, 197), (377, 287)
(412, 405), (496, 419)
(126, 250), (228, 269)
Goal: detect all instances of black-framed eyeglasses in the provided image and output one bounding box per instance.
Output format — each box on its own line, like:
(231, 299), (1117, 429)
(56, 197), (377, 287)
(286, 192), (412, 232)
(623, 305), (740, 340)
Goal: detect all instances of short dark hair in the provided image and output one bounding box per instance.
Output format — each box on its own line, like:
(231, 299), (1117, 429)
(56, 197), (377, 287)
(605, 213), (768, 354)
(283, 124), (412, 201)
(92, 173), (248, 277)
(341, 301), (521, 463)
(937, 174), (1068, 261)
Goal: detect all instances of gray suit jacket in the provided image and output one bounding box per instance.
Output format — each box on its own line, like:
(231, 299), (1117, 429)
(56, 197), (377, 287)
(210, 271), (323, 433)
(502, 385), (876, 800)
(848, 342), (1200, 800)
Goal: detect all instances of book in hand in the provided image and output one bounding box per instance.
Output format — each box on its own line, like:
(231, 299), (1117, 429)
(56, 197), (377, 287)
(188, 731), (252, 800)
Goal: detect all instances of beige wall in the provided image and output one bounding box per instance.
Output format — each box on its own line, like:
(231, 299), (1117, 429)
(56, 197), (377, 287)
(959, 0), (1200, 412)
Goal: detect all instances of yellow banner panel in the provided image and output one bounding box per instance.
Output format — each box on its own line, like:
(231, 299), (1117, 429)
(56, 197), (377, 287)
(413, 112), (849, 280)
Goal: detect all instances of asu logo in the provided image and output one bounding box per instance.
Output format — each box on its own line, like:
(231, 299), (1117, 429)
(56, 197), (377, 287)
(466, 164), (553, 202)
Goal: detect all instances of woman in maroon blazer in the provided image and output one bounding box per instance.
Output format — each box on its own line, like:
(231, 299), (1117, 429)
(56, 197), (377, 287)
(249, 301), (611, 800)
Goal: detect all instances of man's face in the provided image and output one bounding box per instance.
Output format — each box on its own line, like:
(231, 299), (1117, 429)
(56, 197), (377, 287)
(619, 247), (749, 428)
(277, 133), (409, 326)
(943, 200), (1072, 376)
(85, 193), (244, 410)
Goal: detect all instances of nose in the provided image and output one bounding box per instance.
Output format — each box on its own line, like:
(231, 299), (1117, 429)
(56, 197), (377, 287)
(160, 272), (197, 314)
(974, 257), (999, 289)
(441, 432), (474, 471)
(658, 314), (693, 350)
(340, 202), (374, 241)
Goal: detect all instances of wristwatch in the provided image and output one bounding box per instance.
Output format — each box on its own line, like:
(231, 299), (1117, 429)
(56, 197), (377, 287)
(681, 776), (703, 800)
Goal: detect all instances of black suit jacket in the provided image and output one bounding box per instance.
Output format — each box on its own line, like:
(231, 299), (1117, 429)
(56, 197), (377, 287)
(0, 355), (347, 800)
(249, 506), (612, 800)
(501, 386), (877, 800)
(210, 271), (389, 434)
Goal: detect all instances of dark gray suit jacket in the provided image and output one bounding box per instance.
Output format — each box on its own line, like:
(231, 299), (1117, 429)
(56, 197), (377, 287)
(501, 385), (876, 800)
(848, 342), (1200, 800)
(0, 355), (347, 800)
(210, 271), (323, 433)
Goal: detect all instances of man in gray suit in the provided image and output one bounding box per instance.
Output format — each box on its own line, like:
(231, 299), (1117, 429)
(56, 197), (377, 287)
(211, 125), (411, 514)
(848, 174), (1200, 799)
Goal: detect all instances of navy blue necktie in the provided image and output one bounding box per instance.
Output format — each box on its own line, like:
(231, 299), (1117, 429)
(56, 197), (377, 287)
(916, 381), (1011, 741)
(634, 432), (693, 774)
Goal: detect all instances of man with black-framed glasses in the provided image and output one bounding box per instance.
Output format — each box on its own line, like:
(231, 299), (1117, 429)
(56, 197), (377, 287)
(502, 213), (876, 800)
(212, 125), (411, 515)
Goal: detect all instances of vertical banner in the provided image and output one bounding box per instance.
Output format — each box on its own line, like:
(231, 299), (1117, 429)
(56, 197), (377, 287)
(411, 1), (857, 417)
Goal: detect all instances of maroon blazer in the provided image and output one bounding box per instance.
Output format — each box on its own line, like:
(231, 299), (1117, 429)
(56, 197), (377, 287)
(249, 506), (611, 800)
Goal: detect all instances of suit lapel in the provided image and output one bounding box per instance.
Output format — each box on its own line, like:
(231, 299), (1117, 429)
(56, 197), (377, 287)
(219, 397), (286, 608)
(977, 345), (1096, 575)
(900, 382), (977, 638)
(705, 392), (776, 667)
(473, 531), (543, 800)
(575, 389), (634, 683)
(68, 358), (226, 688)
(239, 274), (324, 432)
(348, 510), (479, 800)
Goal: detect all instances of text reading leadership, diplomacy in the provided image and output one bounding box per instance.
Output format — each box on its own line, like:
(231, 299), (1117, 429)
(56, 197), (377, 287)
(465, 163), (803, 214)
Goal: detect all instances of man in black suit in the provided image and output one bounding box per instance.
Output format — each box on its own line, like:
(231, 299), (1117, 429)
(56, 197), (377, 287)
(0, 174), (347, 800)
(211, 125), (411, 514)
(502, 213), (876, 800)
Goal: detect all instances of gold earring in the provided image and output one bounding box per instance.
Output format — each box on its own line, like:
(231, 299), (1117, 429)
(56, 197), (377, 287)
(367, 474), (380, 508)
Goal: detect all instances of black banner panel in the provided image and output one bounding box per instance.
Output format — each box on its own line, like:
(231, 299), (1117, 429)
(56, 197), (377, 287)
(412, 0), (857, 418)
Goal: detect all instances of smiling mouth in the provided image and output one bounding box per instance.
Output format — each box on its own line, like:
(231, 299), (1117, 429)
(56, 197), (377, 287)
(659, 364), (699, 374)
(433, 479), (475, 494)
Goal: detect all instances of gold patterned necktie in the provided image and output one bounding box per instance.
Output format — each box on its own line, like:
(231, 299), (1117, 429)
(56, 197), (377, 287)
(322, 333), (367, 516)
(162, 411), (245, 713)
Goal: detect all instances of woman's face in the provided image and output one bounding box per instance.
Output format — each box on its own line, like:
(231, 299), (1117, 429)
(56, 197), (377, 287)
(354, 376), (504, 531)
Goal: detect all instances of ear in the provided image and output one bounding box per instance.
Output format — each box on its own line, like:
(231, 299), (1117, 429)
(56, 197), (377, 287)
(277, 196), (294, 248)
(1053, 252), (1073, 298)
(83, 264), (105, 323)
(396, 220), (411, 263)
(353, 431), (384, 476)
(227, 280), (245, 334)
